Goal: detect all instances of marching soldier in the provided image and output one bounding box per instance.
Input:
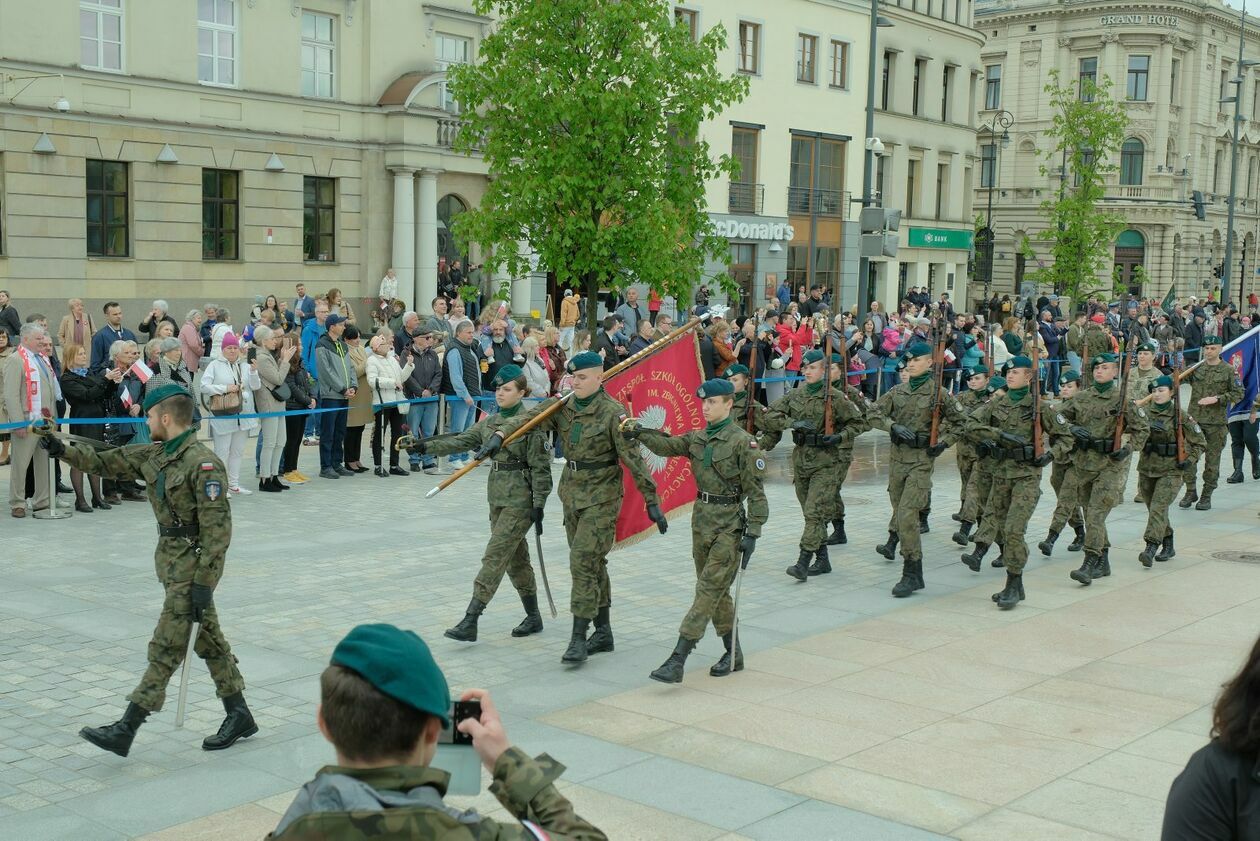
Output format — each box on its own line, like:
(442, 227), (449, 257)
(1059, 353), (1150, 585)
(481, 351), (665, 665)
(623, 378), (768, 683)
(1079, 312), (1112, 387)
(950, 366), (989, 524)
(826, 352), (872, 546)
(760, 349), (866, 581)
(1125, 339), (1163, 504)
(866, 342), (969, 597)
(39, 384), (255, 756)
(1038, 370), (1087, 556)
(724, 364), (781, 451)
(1179, 336), (1244, 510)
(1136, 375), (1205, 566)
(952, 373), (1004, 548)
(959, 356), (1071, 608)
(405, 365), (552, 642)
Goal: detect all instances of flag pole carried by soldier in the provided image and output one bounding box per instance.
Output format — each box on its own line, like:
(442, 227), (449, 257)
(399, 364), (554, 643)
(1135, 373), (1205, 566)
(1177, 335), (1245, 511)
(35, 384), (256, 757)
(621, 377), (768, 684)
(1038, 369), (1087, 556)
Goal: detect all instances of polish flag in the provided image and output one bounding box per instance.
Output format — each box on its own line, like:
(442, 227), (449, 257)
(129, 360), (153, 383)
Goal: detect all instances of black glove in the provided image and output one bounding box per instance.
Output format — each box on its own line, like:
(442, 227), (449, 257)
(406, 438), (428, 456)
(532, 506), (544, 536)
(189, 583), (214, 624)
(1109, 446), (1131, 461)
(739, 534), (757, 569)
(819, 433), (844, 447)
(39, 435), (65, 457)
(1033, 452), (1054, 467)
(790, 420), (816, 432)
(976, 439), (996, 458)
(473, 433), (503, 461)
(1070, 425), (1092, 444)
(621, 420), (642, 440)
(890, 424), (916, 445)
(927, 442), (948, 458)
(646, 503), (668, 534)
(999, 431), (1028, 449)
(1176, 459), (1190, 469)
(1148, 419), (1169, 435)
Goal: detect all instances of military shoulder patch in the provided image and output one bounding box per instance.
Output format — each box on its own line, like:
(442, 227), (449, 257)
(204, 480), (222, 501)
(200, 462), (216, 471)
(1055, 413), (1067, 425)
(749, 440), (759, 448)
(954, 400), (964, 413)
(755, 457), (766, 471)
(1135, 407), (1146, 418)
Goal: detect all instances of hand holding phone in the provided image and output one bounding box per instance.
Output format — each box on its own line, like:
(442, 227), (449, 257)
(456, 689), (509, 772)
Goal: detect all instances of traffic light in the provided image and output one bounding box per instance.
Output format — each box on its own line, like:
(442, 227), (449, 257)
(1192, 190), (1206, 221)
(1212, 261), (1225, 279)
(860, 208), (901, 258)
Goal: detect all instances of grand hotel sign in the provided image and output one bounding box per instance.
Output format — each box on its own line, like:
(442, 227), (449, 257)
(1100, 13), (1179, 27)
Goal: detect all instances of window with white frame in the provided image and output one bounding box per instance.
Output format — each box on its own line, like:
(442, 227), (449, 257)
(435, 33), (471, 112)
(797, 34), (818, 84)
(198, 0), (236, 86)
(829, 40), (848, 89)
(738, 21), (760, 74)
(301, 12), (335, 98)
(80, 0), (123, 71)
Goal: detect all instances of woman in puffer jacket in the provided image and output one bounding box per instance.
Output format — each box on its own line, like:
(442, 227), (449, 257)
(365, 333), (414, 477)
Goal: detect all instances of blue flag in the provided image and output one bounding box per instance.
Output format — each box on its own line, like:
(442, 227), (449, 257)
(1223, 324), (1260, 422)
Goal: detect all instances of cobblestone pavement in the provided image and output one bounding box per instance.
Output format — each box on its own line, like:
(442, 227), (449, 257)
(2, 429), (1259, 839)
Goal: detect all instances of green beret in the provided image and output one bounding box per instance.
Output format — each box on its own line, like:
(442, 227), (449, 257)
(903, 342), (933, 360)
(142, 384), (191, 414)
(331, 624), (450, 726)
(968, 364), (989, 377)
(1008, 355), (1033, 370)
(828, 352), (845, 366)
(802, 349), (825, 365)
(1149, 374), (1174, 392)
(1059, 369), (1081, 386)
(986, 376), (1007, 393)
(1090, 353), (1119, 369)
(697, 378), (735, 398)
(491, 364), (524, 388)
(724, 364), (750, 379)
(1138, 339), (1159, 353)
(566, 351), (603, 373)
(1203, 335), (1223, 346)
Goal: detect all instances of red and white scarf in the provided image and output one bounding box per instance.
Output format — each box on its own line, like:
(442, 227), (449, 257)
(18, 346), (44, 420)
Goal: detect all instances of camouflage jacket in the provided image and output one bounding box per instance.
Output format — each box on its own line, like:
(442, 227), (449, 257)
(731, 391), (782, 451)
(501, 389), (659, 511)
(59, 431), (231, 587)
(1138, 400), (1206, 476)
(761, 383), (868, 470)
(1185, 360), (1245, 426)
(1081, 323), (1112, 362)
(954, 388), (988, 458)
(267, 747), (605, 841)
(423, 407), (552, 508)
(867, 375), (970, 465)
(965, 389), (1074, 479)
(636, 418), (769, 538)
(1058, 382), (1150, 473)
(1125, 365), (1162, 401)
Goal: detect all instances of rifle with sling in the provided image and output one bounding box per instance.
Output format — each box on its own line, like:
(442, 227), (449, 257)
(1113, 330), (1138, 452)
(746, 315), (759, 434)
(823, 329), (834, 435)
(928, 324), (947, 447)
(1173, 355), (1187, 464)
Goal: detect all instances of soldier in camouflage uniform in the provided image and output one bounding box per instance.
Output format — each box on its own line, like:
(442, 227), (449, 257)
(40, 384), (254, 757)
(959, 357), (1072, 608)
(486, 351), (664, 665)
(1125, 339), (1163, 504)
(1059, 353), (1150, 585)
(1038, 370), (1087, 556)
(1136, 375), (1205, 566)
(952, 374), (1005, 548)
(866, 342), (970, 597)
(269, 623), (606, 840)
(1079, 313), (1113, 387)
(624, 378), (769, 683)
(724, 364), (781, 451)
(824, 352), (872, 545)
(950, 366), (989, 523)
(760, 349), (867, 581)
(407, 365), (552, 643)
(1179, 336), (1245, 510)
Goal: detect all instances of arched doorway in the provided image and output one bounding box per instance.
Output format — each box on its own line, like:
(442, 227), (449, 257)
(437, 193), (468, 270)
(1114, 229), (1145, 295)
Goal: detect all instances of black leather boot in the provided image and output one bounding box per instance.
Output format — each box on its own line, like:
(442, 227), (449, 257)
(911, 558), (925, 590)
(1138, 541), (1160, 568)
(1156, 532), (1176, 562)
(786, 548), (811, 581)
(586, 606), (614, 653)
(1252, 452), (1260, 480)
(1067, 523), (1086, 552)
(892, 559), (919, 597)
(1178, 486), (1198, 508)
(807, 544), (832, 576)
(561, 617), (591, 664)
(991, 544), (1006, 568)
(444, 598), (486, 642)
(1071, 553), (1098, 585)
(919, 510), (930, 534)
(826, 518), (847, 545)
(961, 542), (989, 572)
(1196, 490), (1213, 510)
(203, 692), (258, 750)
(511, 594), (543, 637)
(994, 572), (1024, 610)
(951, 521), (974, 546)
(80, 702), (149, 757)
(1227, 456), (1244, 484)
(951, 509), (963, 522)
(875, 531), (899, 560)
(649, 636), (696, 684)
(1038, 529), (1059, 556)
(710, 631), (745, 677)
(1095, 548), (1112, 578)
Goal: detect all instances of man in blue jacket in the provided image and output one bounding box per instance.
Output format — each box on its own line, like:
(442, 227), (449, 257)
(89, 302), (137, 374)
(300, 301), (328, 443)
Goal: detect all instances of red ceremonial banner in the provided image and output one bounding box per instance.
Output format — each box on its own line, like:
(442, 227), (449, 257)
(605, 334), (705, 547)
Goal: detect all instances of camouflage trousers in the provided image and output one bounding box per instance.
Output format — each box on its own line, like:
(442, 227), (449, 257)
(472, 506), (537, 605)
(679, 526), (741, 641)
(887, 459), (933, 561)
(956, 448), (977, 506)
(828, 451), (854, 522)
(129, 579), (244, 712)
(960, 461), (995, 525)
(982, 474), (1041, 574)
(1073, 463), (1124, 555)
(1183, 424), (1228, 494)
(1139, 472), (1182, 544)
(563, 502), (618, 620)
(1048, 460), (1085, 532)
(793, 457), (842, 552)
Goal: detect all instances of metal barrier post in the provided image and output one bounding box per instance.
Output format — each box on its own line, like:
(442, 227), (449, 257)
(32, 451), (72, 520)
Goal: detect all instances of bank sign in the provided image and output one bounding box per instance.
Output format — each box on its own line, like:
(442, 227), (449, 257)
(1100, 13), (1179, 27)
(908, 227), (972, 250)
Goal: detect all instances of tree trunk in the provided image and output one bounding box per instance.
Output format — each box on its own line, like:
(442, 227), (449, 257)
(584, 271), (600, 338)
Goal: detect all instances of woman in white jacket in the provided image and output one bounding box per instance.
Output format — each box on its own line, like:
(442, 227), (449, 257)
(519, 336), (551, 399)
(200, 331), (261, 495)
(366, 333), (414, 477)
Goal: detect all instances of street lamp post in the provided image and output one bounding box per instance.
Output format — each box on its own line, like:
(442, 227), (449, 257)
(1221, 5), (1258, 304)
(979, 109), (1014, 306)
(854, 5), (894, 319)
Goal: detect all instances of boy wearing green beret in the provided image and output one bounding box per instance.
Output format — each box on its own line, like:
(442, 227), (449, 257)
(1135, 376), (1205, 565)
(1178, 336), (1244, 510)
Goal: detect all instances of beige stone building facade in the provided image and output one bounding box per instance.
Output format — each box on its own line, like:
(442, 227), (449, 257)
(975, 0), (1260, 309)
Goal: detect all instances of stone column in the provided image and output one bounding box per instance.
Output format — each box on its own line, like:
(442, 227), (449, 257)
(1154, 36), (1174, 177)
(390, 168), (416, 309)
(416, 169), (442, 315)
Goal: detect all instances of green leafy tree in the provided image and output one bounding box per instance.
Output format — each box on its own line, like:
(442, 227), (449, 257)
(448, 0), (748, 334)
(1029, 70), (1128, 301)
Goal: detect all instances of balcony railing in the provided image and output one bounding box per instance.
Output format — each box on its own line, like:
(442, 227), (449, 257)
(787, 186), (850, 217)
(728, 182), (765, 215)
(1101, 185), (1178, 200)
(437, 117), (463, 148)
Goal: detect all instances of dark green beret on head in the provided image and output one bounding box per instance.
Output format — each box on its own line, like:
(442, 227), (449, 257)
(566, 351), (603, 373)
(491, 364), (523, 388)
(697, 378), (735, 398)
(1091, 352), (1119, 369)
(1008, 355), (1033, 370)
(1149, 374), (1174, 392)
(724, 364), (750, 379)
(968, 364), (989, 377)
(331, 624), (450, 726)
(1060, 369), (1081, 385)
(802, 349), (825, 365)
(142, 384), (191, 414)
(828, 353), (845, 365)
(1203, 336), (1223, 347)
(987, 376), (1007, 393)
(1139, 339), (1159, 353)
(903, 342), (933, 360)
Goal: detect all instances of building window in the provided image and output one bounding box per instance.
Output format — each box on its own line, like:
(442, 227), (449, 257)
(1220, 69), (1230, 104)
(936, 163), (948, 219)
(86, 159), (128, 257)
(198, 0), (236, 86)
(435, 33), (471, 112)
(738, 21), (760, 74)
(202, 169), (239, 260)
(1170, 58), (1180, 105)
(729, 126), (760, 214)
(1126, 55), (1150, 101)
(984, 64), (1001, 109)
(303, 176), (336, 262)
(673, 7), (698, 40)
(1078, 57), (1097, 101)
(1074, 148), (1095, 187)
(797, 33), (818, 84)
(786, 245), (808, 289)
(942, 65), (954, 120)
(881, 51), (894, 110)
(876, 155), (887, 202)
(788, 135), (845, 215)
(912, 59), (925, 116)
(980, 143), (996, 188)
(830, 40), (848, 89)
(300, 12), (335, 98)
(814, 247), (839, 289)
(906, 159), (919, 218)
(80, 0), (123, 72)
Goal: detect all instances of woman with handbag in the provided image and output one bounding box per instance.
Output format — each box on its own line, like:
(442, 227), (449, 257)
(200, 332), (260, 495)
(58, 343), (112, 512)
(365, 333), (414, 477)
(253, 325), (295, 492)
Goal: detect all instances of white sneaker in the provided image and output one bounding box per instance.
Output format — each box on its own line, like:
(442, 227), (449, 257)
(230, 486), (252, 495)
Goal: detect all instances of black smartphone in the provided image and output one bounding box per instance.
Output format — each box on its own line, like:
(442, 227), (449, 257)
(439, 699), (481, 745)
(247, 347), (257, 363)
